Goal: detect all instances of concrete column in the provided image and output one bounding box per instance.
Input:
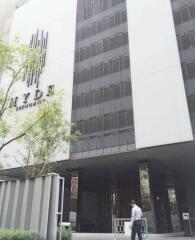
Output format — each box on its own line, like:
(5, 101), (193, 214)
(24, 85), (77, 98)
(139, 162), (157, 232)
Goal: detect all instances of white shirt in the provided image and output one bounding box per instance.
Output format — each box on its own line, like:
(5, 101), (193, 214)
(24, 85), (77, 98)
(131, 204), (143, 223)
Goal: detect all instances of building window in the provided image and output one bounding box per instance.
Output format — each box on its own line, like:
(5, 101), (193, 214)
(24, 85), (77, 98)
(173, 4), (195, 26)
(74, 55), (130, 85)
(181, 8), (190, 22)
(189, 5), (195, 18)
(186, 62), (195, 79)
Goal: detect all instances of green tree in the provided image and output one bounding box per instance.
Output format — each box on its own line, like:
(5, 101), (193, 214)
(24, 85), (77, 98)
(0, 38), (79, 175)
(17, 96), (79, 178)
(0, 37), (43, 153)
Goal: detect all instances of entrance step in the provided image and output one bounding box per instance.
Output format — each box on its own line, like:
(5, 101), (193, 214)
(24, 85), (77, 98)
(72, 232), (194, 240)
(72, 233), (114, 240)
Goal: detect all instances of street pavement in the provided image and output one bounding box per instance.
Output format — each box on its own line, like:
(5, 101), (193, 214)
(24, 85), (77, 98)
(72, 232), (194, 240)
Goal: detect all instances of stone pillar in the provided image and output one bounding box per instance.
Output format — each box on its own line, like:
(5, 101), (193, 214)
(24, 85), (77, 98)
(139, 162), (157, 232)
(69, 171), (80, 232)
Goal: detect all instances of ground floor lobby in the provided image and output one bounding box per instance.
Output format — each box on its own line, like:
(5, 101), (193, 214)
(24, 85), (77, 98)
(2, 140), (195, 234)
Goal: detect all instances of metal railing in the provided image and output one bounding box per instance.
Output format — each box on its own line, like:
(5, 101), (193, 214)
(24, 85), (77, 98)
(114, 218), (148, 240)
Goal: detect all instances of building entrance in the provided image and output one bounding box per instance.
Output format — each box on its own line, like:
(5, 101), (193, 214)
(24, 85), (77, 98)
(66, 159), (190, 234)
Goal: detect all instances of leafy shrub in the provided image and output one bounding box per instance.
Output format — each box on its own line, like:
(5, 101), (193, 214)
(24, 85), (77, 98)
(0, 229), (44, 240)
(57, 228), (71, 240)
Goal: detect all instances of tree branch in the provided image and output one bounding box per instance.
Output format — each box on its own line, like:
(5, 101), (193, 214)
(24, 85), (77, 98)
(0, 111), (49, 152)
(0, 66), (25, 118)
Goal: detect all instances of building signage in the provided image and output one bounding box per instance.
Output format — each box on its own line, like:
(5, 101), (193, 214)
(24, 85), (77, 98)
(9, 30), (55, 111)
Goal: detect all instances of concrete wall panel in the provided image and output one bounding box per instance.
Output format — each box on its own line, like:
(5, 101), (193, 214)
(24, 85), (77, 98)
(127, 0), (193, 148)
(0, 174), (61, 239)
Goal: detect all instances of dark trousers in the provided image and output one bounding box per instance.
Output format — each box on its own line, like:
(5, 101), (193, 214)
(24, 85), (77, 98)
(131, 220), (142, 240)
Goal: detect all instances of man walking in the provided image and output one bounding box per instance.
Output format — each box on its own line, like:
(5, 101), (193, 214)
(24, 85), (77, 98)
(130, 200), (143, 240)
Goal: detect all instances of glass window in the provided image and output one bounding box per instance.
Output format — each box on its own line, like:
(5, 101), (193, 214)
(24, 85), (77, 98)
(97, 116), (104, 132)
(94, 90), (100, 104)
(118, 111), (126, 128)
(102, 16), (109, 31)
(113, 58), (120, 73)
(188, 95), (195, 113)
(122, 32), (129, 45)
(126, 110), (133, 126)
(90, 66), (94, 80)
(186, 62), (195, 79)
(83, 120), (90, 134)
(94, 65), (100, 79)
(81, 27), (86, 40)
(81, 69), (87, 82)
(110, 37), (115, 50)
(103, 87), (110, 101)
(86, 26), (91, 38)
(173, 11), (182, 25)
(97, 21), (102, 33)
(86, 68), (91, 82)
(125, 81), (131, 96)
(104, 133), (112, 148)
(90, 118), (97, 133)
(104, 62), (109, 75)
(80, 93), (85, 107)
(119, 130), (127, 145)
(75, 51), (80, 62)
(120, 82), (125, 97)
(191, 32), (195, 47)
(85, 93), (91, 106)
(86, 46), (91, 59)
(99, 88), (103, 103)
(91, 22), (97, 36)
(82, 137), (89, 152)
(113, 84), (120, 99)
(124, 56), (130, 69)
(181, 63), (187, 81)
(89, 136), (96, 150)
(115, 11), (121, 25)
(177, 35), (182, 51)
(121, 10), (127, 22)
(111, 112), (118, 129)
(115, 33), (123, 48)
(76, 96), (80, 109)
(181, 8), (190, 22)
(109, 59), (114, 74)
(103, 38), (110, 52)
(100, 62), (104, 77)
(104, 114), (110, 130)
(189, 5), (195, 19)
(80, 48), (86, 61)
(181, 34), (191, 50)
(91, 43), (97, 57)
(96, 135), (104, 149)
(76, 30), (80, 41)
(109, 15), (115, 28)
(96, 42), (103, 55)
(103, 0), (109, 10)
(77, 120), (84, 133)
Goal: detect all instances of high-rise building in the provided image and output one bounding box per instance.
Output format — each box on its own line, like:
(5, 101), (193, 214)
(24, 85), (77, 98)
(1, 0), (195, 234)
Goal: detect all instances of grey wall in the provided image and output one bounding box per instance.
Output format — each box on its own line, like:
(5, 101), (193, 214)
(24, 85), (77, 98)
(0, 174), (60, 240)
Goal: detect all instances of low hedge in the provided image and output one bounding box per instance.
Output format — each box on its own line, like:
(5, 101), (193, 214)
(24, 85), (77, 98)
(0, 228), (72, 240)
(0, 229), (44, 240)
(57, 228), (72, 240)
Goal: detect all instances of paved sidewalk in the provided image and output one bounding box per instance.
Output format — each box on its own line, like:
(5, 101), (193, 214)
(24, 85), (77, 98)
(72, 232), (194, 240)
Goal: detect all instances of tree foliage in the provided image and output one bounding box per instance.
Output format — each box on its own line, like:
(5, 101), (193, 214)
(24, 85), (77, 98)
(0, 37), (42, 153)
(0, 38), (80, 175)
(18, 96), (80, 178)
